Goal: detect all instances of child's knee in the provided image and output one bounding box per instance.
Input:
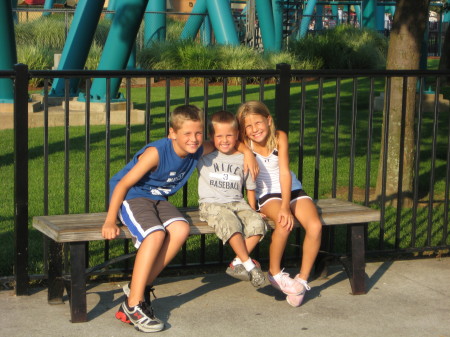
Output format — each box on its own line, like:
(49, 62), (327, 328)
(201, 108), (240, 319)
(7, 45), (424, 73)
(307, 220), (322, 238)
(170, 220), (190, 239)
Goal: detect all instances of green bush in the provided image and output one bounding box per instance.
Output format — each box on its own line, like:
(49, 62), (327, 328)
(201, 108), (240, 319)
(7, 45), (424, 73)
(17, 45), (53, 87)
(289, 25), (387, 69)
(84, 42), (103, 70)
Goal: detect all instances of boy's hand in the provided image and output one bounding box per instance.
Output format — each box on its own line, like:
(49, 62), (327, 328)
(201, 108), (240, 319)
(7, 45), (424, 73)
(102, 221), (120, 240)
(242, 149), (259, 181)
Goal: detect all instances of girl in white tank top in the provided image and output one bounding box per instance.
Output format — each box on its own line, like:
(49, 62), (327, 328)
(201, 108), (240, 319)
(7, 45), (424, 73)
(237, 100), (322, 307)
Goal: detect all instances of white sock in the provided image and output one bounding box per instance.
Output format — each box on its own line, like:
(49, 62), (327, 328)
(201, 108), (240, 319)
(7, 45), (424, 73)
(232, 257), (243, 266)
(242, 258), (256, 272)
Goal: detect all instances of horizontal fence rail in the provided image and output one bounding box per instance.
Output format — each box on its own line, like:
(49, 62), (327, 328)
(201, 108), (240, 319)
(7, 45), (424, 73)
(1, 65), (450, 293)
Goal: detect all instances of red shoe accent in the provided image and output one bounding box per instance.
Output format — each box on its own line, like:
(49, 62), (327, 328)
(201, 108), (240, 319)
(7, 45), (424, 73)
(115, 310), (131, 324)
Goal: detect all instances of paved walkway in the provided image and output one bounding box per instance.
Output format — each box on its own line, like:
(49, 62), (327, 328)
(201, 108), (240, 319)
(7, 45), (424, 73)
(2, 257), (450, 337)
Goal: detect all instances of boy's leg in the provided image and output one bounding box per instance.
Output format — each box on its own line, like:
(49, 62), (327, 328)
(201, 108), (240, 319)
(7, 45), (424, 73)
(128, 230), (166, 307)
(291, 198), (322, 281)
(228, 232), (251, 262)
(244, 235), (261, 254)
(144, 220), (190, 285)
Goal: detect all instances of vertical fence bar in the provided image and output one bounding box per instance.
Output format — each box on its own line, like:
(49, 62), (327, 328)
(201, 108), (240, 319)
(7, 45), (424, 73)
(241, 77), (246, 103)
(443, 93), (450, 245)
(64, 79), (70, 214)
(313, 77), (323, 200)
(395, 77), (408, 249)
(222, 77), (228, 110)
(427, 78), (440, 246)
(125, 78), (132, 163)
(145, 77), (151, 144)
(84, 79), (91, 213)
(297, 78), (306, 183)
(43, 79), (49, 216)
(348, 78), (357, 202)
(332, 77), (341, 198)
(14, 63), (29, 295)
(275, 63), (291, 134)
(165, 78), (170, 135)
(364, 77), (375, 207)
(411, 77), (425, 248)
(379, 77), (391, 250)
(104, 78), (111, 262)
(259, 76), (265, 101)
(42, 78), (50, 277)
(84, 79), (91, 268)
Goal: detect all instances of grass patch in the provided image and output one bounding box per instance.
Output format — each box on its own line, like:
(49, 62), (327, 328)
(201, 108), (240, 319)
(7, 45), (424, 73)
(1, 78), (449, 277)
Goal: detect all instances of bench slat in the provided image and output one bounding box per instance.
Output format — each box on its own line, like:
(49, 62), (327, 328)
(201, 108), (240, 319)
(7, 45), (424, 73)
(32, 198), (380, 243)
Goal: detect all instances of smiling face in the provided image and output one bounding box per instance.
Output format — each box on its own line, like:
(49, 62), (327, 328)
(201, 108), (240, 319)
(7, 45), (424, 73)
(170, 120), (204, 158)
(243, 113), (272, 146)
(212, 122), (238, 155)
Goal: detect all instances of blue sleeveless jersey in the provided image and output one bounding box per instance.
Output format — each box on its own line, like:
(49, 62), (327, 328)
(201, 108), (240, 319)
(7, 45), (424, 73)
(110, 138), (203, 201)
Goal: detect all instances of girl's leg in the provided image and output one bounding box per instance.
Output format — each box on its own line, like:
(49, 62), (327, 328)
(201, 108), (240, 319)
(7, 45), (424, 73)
(261, 200), (290, 276)
(291, 198), (322, 281)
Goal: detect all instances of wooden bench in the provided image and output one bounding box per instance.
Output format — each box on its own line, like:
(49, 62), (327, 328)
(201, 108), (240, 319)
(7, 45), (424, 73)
(32, 198), (380, 323)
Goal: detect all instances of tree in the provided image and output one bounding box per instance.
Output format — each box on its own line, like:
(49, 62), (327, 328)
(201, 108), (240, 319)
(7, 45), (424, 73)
(375, 0), (431, 207)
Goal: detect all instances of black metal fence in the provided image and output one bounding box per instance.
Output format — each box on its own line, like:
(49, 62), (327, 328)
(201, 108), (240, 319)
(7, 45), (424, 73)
(1, 64), (450, 294)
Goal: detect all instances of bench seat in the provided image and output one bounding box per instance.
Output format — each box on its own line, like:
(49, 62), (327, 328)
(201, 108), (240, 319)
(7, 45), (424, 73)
(32, 198), (380, 323)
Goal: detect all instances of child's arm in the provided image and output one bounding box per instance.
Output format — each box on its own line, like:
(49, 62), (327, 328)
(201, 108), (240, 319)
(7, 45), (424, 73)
(102, 147), (159, 240)
(275, 130), (294, 230)
(246, 189), (257, 210)
(202, 140), (215, 156)
(236, 140), (259, 181)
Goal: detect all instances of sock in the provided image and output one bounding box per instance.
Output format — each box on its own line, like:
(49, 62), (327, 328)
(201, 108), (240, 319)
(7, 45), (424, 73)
(232, 257), (243, 266)
(242, 258), (256, 272)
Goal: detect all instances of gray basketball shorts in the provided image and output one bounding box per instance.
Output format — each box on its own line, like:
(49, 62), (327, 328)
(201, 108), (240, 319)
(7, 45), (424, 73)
(199, 201), (267, 244)
(119, 197), (188, 249)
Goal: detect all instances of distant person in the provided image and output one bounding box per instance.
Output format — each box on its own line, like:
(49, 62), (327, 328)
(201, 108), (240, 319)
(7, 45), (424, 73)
(102, 105), (258, 332)
(197, 110), (266, 287)
(236, 101), (322, 307)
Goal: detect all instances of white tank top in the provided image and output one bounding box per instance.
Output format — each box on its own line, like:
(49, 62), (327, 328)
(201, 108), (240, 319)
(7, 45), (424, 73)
(253, 148), (302, 199)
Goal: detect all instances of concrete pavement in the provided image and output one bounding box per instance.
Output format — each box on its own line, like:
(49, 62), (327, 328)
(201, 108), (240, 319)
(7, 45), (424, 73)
(2, 257), (450, 337)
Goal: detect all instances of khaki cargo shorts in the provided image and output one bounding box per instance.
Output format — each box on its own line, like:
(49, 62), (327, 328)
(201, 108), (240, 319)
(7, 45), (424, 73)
(199, 201), (267, 244)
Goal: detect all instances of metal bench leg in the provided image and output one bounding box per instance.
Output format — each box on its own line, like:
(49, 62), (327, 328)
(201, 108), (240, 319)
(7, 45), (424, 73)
(349, 223), (366, 295)
(69, 242), (87, 323)
(47, 238), (64, 304)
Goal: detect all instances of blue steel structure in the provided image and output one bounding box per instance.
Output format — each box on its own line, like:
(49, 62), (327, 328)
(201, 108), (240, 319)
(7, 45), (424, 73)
(0, 0), (17, 103)
(3, 0), (440, 102)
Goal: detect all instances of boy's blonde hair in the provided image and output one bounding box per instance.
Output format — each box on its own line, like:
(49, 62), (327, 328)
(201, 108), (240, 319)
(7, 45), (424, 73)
(170, 105), (203, 131)
(236, 100), (277, 152)
(208, 110), (238, 137)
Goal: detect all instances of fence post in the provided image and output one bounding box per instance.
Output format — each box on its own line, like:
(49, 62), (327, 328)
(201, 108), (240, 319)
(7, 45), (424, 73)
(275, 63), (291, 134)
(14, 63), (29, 295)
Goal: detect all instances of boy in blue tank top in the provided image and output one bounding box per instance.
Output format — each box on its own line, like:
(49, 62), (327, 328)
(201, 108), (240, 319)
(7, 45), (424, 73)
(102, 105), (257, 333)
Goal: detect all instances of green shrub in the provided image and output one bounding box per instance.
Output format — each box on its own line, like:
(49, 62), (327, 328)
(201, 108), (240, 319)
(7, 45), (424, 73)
(84, 42), (103, 70)
(289, 25), (387, 69)
(17, 45), (53, 87)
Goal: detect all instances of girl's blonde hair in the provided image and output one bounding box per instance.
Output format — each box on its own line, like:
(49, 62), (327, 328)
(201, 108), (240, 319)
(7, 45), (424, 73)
(236, 100), (278, 152)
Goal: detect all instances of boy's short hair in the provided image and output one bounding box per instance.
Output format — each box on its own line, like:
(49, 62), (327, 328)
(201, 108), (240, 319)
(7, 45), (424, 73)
(170, 105), (203, 131)
(208, 110), (238, 137)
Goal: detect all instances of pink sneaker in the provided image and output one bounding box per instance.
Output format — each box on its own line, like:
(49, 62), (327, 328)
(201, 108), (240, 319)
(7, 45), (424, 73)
(268, 269), (305, 295)
(286, 275), (311, 307)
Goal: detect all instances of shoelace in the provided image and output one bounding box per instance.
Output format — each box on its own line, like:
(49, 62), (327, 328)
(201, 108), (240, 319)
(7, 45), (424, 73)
(278, 269), (295, 287)
(139, 301), (157, 319)
(296, 278), (311, 291)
